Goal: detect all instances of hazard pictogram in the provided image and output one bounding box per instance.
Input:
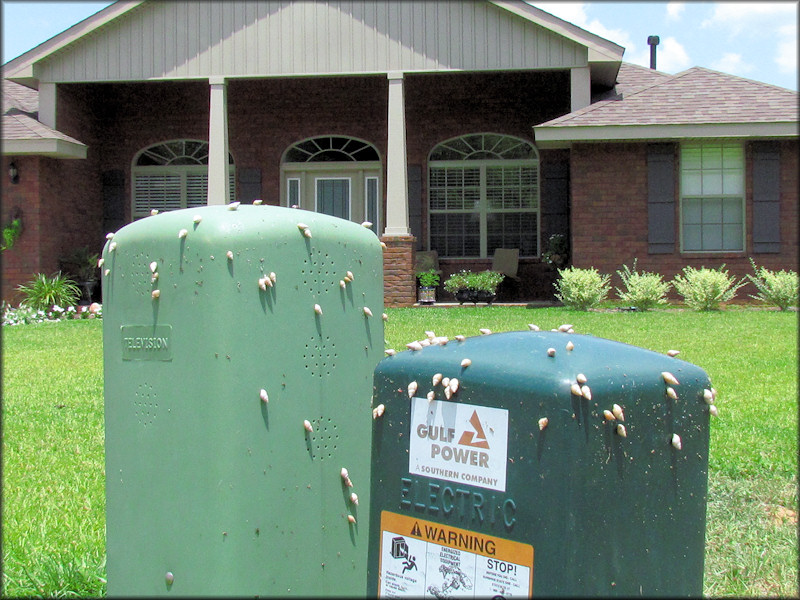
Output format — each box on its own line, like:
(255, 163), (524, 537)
(411, 522), (422, 537)
(458, 410), (490, 449)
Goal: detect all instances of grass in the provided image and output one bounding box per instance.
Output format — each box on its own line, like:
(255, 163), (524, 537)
(1, 306), (797, 596)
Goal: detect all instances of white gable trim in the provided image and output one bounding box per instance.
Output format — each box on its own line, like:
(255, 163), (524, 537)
(533, 122), (800, 148)
(4, 1), (621, 87)
(1, 138), (88, 159)
(2, 1), (144, 88)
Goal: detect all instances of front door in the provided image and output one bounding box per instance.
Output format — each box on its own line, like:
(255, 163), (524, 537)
(316, 177), (351, 220)
(282, 166), (381, 234)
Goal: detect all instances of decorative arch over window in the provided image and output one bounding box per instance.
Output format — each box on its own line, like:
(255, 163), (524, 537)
(281, 135), (382, 235)
(429, 133), (537, 161)
(132, 140), (235, 219)
(428, 133), (539, 258)
(283, 136), (380, 163)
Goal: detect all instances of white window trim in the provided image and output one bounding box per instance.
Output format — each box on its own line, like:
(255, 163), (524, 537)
(679, 141), (746, 253)
(286, 177), (301, 208)
(428, 159), (540, 259)
(131, 165), (236, 219)
(131, 140), (235, 220)
(365, 175), (381, 235)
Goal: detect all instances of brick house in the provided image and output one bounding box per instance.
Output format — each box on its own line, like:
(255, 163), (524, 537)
(2, 0), (797, 306)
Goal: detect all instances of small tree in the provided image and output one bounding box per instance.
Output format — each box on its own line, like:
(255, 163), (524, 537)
(615, 259), (671, 311)
(554, 266), (610, 310)
(747, 259), (799, 311)
(671, 265), (746, 311)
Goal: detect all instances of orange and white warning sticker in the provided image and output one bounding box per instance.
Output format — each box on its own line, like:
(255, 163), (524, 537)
(378, 511), (533, 598)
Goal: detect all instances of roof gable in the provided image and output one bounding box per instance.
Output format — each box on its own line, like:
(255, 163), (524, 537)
(3, 0), (623, 86)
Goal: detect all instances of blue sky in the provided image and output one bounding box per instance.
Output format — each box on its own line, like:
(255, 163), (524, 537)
(2, 1), (798, 91)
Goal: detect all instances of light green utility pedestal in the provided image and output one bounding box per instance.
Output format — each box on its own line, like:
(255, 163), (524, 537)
(102, 205), (383, 596)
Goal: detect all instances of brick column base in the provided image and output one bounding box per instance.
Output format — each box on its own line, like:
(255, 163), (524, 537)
(381, 235), (416, 307)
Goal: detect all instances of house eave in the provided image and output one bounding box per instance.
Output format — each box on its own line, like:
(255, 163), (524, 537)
(533, 122), (800, 148)
(2, 0), (144, 87)
(1, 138), (88, 159)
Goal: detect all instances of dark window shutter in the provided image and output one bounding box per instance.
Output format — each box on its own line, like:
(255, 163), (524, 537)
(408, 165), (423, 248)
(102, 169), (126, 233)
(751, 142), (781, 253)
(647, 143), (675, 254)
(238, 168), (262, 204)
(540, 157), (570, 256)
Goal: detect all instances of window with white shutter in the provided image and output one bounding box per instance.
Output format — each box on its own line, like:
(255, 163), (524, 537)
(132, 140), (235, 219)
(428, 134), (539, 258)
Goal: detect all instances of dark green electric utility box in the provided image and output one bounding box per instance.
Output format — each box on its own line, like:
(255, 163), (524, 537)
(368, 330), (712, 597)
(102, 204), (383, 596)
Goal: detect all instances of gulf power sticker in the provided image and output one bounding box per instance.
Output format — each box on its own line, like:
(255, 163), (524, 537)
(378, 511), (533, 598)
(409, 398), (509, 492)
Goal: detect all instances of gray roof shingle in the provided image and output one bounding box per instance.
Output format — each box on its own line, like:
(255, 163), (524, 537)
(2, 79), (85, 146)
(541, 65), (799, 128)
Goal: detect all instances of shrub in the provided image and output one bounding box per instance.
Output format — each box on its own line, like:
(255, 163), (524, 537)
(16, 272), (81, 311)
(554, 266), (610, 310)
(443, 270), (471, 294)
(671, 265), (746, 311)
(615, 259), (671, 311)
(746, 259), (799, 311)
(416, 269), (440, 288)
(472, 270), (505, 293)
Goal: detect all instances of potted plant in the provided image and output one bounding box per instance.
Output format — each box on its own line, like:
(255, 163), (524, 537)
(542, 233), (570, 270)
(443, 270), (475, 304)
(416, 269), (440, 305)
(443, 270), (505, 305)
(472, 270), (505, 304)
(60, 246), (100, 305)
(1, 217), (22, 251)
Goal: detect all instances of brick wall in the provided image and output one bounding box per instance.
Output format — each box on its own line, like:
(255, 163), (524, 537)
(570, 140), (799, 298)
(2, 157), (43, 304)
(8, 75), (793, 308)
(382, 236), (416, 307)
(59, 73), (569, 306)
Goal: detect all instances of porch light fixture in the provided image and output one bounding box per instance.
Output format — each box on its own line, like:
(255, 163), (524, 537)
(8, 162), (19, 184)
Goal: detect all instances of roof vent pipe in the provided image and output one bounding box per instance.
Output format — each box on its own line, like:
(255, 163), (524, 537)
(647, 35), (660, 70)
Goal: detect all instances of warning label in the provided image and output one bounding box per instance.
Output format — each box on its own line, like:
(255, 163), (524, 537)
(378, 511), (533, 598)
(409, 398), (509, 492)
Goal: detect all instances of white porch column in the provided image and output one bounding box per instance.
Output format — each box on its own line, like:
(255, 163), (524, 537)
(570, 67), (591, 112)
(39, 83), (57, 129)
(383, 71), (410, 236)
(207, 77), (230, 205)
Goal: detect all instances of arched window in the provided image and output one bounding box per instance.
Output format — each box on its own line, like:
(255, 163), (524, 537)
(132, 140), (235, 219)
(281, 136), (382, 234)
(428, 133), (539, 258)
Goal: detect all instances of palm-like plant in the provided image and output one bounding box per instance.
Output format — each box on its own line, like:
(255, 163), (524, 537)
(16, 272), (81, 310)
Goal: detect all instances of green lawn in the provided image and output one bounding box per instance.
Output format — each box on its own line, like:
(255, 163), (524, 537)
(2, 306), (797, 596)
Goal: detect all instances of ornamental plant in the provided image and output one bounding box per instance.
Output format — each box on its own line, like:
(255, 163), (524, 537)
(2, 301), (102, 326)
(615, 259), (671, 311)
(1, 218), (22, 251)
(553, 266), (610, 310)
(16, 272), (81, 311)
(443, 270), (472, 294)
(472, 270), (505, 293)
(416, 269), (441, 288)
(671, 265), (746, 311)
(746, 259), (799, 311)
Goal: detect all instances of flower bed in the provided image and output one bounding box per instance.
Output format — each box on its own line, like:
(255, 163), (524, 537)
(2, 302), (102, 326)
